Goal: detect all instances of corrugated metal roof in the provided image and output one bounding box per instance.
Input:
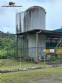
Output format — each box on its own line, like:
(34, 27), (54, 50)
(17, 29), (62, 38)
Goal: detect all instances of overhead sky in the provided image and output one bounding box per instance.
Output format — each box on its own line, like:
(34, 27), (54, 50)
(0, 0), (62, 33)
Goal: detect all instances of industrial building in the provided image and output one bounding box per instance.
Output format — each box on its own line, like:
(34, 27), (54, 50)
(16, 6), (62, 62)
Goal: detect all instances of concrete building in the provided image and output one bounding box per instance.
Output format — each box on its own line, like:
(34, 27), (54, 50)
(16, 6), (62, 62)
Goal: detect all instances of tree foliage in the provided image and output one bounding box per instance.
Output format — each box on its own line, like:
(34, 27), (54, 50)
(0, 32), (16, 59)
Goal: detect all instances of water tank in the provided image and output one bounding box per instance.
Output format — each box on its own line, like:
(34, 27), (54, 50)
(24, 6), (46, 32)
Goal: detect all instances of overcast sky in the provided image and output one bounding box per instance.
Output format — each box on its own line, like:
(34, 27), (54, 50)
(0, 0), (62, 33)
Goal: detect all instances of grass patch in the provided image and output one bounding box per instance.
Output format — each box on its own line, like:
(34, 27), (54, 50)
(1, 67), (62, 83)
(0, 59), (62, 83)
(0, 59), (49, 71)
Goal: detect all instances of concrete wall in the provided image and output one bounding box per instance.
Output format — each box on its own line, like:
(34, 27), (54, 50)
(16, 12), (24, 33)
(27, 33), (46, 60)
(16, 13), (21, 33)
(18, 33), (46, 61)
(17, 35), (29, 60)
(38, 34), (46, 60)
(27, 34), (36, 59)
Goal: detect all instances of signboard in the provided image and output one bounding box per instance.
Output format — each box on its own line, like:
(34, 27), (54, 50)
(50, 49), (55, 53)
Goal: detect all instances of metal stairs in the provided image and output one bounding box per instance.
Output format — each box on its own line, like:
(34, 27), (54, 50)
(55, 38), (62, 49)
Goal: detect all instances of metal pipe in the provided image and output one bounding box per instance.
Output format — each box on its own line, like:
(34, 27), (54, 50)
(35, 32), (38, 62)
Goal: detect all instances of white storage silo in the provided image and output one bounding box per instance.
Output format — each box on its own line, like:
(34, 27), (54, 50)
(24, 6), (46, 32)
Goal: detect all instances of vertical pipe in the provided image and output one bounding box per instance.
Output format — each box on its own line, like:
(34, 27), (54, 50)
(16, 34), (18, 59)
(35, 32), (38, 62)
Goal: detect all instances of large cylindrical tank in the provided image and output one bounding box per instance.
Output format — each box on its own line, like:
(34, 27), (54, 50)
(24, 6), (46, 32)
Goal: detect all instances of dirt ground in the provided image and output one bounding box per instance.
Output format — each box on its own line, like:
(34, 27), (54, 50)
(1, 74), (62, 83)
(21, 75), (62, 83)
